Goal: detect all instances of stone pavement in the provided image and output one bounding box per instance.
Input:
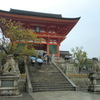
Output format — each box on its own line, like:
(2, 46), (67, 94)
(0, 92), (34, 100)
(30, 91), (100, 100)
(0, 91), (100, 100)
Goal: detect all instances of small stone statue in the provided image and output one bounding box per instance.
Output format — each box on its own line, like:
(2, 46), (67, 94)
(3, 54), (20, 75)
(94, 62), (100, 73)
(88, 71), (95, 85)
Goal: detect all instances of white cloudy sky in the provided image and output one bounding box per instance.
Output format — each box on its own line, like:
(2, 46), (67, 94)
(0, 0), (100, 58)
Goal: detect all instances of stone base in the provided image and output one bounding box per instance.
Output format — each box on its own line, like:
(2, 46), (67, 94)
(88, 72), (100, 92)
(0, 75), (20, 96)
(88, 85), (100, 92)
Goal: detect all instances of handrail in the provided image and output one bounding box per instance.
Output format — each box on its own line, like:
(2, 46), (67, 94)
(52, 61), (77, 90)
(25, 61), (33, 93)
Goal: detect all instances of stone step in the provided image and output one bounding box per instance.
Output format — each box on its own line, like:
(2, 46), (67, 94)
(32, 82), (72, 85)
(32, 85), (73, 89)
(30, 77), (69, 82)
(30, 74), (64, 78)
(32, 85), (73, 88)
(28, 63), (75, 92)
(31, 82), (73, 92)
(31, 79), (67, 82)
(30, 75), (67, 79)
(30, 72), (68, 82)
(33, 87), (75, 92)
(29, 64), (58, 71)
(30, 72), (63, 75)
(31, 78), (70, 83)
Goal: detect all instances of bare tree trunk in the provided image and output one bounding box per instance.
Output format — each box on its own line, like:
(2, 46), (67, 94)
(79, 67), (81, 73)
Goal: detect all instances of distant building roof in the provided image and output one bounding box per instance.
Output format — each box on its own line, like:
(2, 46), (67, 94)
(60, 51), (72, 56)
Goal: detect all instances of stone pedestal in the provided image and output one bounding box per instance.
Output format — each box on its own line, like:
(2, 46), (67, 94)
(88, 72), (100, 92)
(0, 75), (20, 96)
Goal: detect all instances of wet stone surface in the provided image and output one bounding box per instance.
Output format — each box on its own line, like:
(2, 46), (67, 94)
(0, 92), (34, 100)
(30, 91), (100, 100)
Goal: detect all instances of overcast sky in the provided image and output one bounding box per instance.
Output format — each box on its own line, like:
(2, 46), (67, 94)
(0, 0), (100, 58)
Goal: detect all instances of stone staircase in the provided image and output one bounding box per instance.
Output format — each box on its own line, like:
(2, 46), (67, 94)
(28, 63), (76, 92)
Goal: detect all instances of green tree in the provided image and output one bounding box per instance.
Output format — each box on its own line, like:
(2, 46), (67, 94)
(84, 58), (93, 71)
(0, 17), (37, 58)
(71, 47), (88, 73)
(0, 17), (39, 73)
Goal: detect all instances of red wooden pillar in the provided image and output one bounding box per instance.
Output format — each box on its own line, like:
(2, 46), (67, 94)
(57, 44), (60, 57)
(46, 38), (49, 55)
(47, 43), (49, 55)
